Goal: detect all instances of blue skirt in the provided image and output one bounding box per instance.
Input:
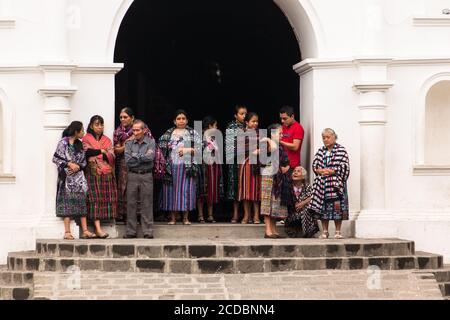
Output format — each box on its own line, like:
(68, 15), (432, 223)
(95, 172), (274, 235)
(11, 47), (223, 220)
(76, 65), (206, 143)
(160, 163), (197, 211)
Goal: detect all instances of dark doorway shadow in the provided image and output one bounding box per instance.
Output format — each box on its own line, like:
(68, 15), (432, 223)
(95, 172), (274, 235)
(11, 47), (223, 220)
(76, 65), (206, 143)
(115, 0), (301, 222)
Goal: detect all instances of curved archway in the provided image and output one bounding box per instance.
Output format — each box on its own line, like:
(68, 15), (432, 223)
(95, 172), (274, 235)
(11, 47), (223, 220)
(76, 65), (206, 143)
(113, 0), (313, 139)
(107, 0), (322, 62)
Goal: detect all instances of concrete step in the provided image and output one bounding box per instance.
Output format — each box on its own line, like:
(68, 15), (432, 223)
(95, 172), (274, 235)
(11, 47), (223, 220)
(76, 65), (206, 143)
(433, 270), (450, 282)
(0, 285), (33, 300)
(6, 252), (443, 274)
(34, 238), (416, 259)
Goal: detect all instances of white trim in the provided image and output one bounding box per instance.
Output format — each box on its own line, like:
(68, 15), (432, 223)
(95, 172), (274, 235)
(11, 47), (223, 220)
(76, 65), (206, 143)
(74, 63), (124, 74)
(0, 18), (15, 29)
(356, 210), (450, 222)
(38, 87), (77, 97)
(353, 81), (395, 92)
(0, 88), (15, 177)
(413, 16), (450, 27)
(413, 165), (450, 176)
(293, 58), (354, 75)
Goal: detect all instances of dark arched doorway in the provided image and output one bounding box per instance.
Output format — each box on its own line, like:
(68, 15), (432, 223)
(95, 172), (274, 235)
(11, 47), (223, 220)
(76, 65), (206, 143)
(114, 0), (301, 221)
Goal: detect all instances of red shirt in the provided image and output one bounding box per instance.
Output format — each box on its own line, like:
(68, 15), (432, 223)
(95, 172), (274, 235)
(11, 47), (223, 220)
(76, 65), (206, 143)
(281, 121), (304, 168)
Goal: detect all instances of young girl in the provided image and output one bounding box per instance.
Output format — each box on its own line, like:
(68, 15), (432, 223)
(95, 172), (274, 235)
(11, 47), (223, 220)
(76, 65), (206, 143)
(237, 112), (261, 224)
(225, 105), (247, 223)
(197, 116), (224, 223)
(260, 123), (291, 238)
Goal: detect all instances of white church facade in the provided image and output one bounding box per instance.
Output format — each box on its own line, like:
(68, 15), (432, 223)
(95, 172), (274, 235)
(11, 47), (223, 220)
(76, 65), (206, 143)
(0, 0), (450, 264)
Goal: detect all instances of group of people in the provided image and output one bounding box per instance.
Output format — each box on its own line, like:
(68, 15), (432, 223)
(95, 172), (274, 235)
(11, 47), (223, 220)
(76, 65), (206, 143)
(52, 105), (350, 240)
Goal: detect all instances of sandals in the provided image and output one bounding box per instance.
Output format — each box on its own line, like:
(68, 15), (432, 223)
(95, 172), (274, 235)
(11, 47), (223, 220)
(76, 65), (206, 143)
(231, 219), (238, 224)
(80, 230), (97, 239)
(183, 219), (191, 225)
(64, 232), (74, 240)
(241, 219), (248, 224)
(198, 216), (206, 224)
(253, 220), (261, 225)
(96, 231), (109, 239)
(207, 216), (216, 223)
(319, 231), (329, 239)
(334, 231), (344, 239)
(168, 220), (176, 225)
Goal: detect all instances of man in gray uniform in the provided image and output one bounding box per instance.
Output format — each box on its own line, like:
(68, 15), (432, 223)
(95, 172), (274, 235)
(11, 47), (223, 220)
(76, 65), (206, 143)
(124, 119), (156, 239)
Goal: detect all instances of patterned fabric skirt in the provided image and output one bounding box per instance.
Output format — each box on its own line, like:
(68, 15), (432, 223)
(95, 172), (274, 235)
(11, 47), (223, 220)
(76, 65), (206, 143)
(116, 157), (128, 220)
(198, 164), (221, 205)
(314, 188), (349, 221)
(238, 160), (261, 202)
(85, 170), (118, 221)
(55, 178), (87, 218)
(286, 207), (319, 238)
(160, 163), (197, 211)
(260, 176), (288, 219)
(226, 164), (239, 201)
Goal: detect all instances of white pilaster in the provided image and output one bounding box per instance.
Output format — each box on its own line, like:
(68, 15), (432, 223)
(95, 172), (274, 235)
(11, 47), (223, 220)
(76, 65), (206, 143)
(353, 59), (394, 221)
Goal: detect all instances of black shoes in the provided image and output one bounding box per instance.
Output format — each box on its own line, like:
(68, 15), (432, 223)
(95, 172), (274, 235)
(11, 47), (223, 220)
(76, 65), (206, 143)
(143, 234), (154, 239)
(264, 234), (278, 239)
(123, 234), (137, 239)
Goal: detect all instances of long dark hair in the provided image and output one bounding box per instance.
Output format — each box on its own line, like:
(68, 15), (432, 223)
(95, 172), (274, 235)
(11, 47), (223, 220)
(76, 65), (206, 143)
(234, 104), (247, 115)
(62, 121), (83, 152)
(120, 107), (135, 118)
(173, 109), (189, 121)
(87, 115), (104, 138)
(244, 112), (259, 124)
(202, 116), (217, 131)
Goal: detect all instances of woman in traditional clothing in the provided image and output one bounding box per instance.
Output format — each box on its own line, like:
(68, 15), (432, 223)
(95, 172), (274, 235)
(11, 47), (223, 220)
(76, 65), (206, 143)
(53, 121), (96, 240)
(260, 123), (291, 238)
(197, 116), (224, 223)
(113, 108), (135, 222)
(159, 109), (202, 225)
(308, 128), (350, 239)
(83, 115), (118, 239)
(237, 112), (262, 224)
(285, 166), (319, 238)
(225, 105), (247, 223)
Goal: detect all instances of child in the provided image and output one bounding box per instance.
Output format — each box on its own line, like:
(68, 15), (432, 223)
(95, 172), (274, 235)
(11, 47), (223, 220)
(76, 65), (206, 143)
(197, 116), (223, 223)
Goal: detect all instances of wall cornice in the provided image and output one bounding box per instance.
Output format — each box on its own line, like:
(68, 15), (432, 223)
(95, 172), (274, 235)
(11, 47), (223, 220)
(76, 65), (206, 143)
(413, 16), (450, 27)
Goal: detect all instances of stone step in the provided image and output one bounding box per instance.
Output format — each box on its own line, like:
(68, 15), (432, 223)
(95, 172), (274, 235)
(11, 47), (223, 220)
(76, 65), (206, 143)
(439, 282), (450, 297)
(6, 252), (442, 274)
(114, 223), (291, 239)
(34, 238), (415, 259)
(0, 270), (34, 286)
(433, 270), (450, 282)
(0, 285), (33, 300)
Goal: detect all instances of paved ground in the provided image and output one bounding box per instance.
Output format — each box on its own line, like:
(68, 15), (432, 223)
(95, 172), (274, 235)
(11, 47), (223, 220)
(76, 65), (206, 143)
(33, 269), (443, 300)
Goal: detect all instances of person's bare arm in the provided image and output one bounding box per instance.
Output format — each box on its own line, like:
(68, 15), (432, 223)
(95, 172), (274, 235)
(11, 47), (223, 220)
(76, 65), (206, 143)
(280, 139), (302, 151)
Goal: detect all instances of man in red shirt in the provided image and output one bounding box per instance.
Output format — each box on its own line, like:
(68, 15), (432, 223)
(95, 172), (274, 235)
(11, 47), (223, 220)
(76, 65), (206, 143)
(279, 106), (304, 168)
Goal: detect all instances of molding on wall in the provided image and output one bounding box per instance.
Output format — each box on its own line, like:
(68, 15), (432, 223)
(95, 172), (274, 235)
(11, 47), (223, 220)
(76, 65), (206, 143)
(38, 86), (77, 97)
(0, 174), (16, 184)
(0, 18), (15, 29)
(413, 15), (450, 27)
(74, 63), (124, 74)
(0, 63), (123, 74)
(294, 57), (450, 75)
(413, 165), (450, 176)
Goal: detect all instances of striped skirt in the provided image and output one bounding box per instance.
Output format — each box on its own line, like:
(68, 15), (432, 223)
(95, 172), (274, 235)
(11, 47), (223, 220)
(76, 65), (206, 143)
(160, 163), (197, 211)
(85, 170), (118, 221)
(55, 178), (87, 218)
(198, 164), (221, 205)
(238, 159), (261, 202)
